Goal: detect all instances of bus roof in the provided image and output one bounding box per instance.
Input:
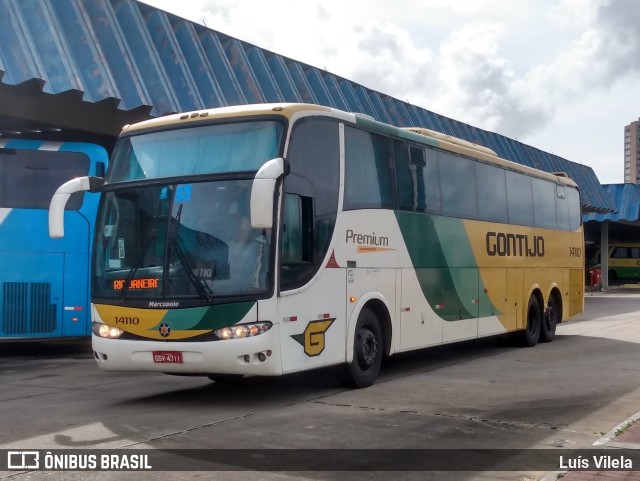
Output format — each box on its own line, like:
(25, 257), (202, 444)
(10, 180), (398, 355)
(120, 103), (578, 188)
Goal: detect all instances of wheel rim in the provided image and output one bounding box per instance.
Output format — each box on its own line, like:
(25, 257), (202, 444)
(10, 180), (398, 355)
(356, 326), (378, 371)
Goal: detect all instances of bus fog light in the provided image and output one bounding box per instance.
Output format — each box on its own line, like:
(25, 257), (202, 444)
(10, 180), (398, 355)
(214, 322), (272, 340)
(93, 322), (124, 339)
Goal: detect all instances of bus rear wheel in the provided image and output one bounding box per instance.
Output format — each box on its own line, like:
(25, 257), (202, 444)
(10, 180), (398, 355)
(337, 308), (383, 389)
(541, 295), (560, 343)
(520, 295), (541, 347)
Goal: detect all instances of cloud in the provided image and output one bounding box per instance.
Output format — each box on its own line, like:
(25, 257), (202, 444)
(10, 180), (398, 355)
(594, 0), (640, 78)
(513, 0), (640, 132)
(139, 0), (636, 143)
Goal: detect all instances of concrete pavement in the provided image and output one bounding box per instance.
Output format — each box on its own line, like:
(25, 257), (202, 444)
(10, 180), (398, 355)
(541, 288), (640, 481)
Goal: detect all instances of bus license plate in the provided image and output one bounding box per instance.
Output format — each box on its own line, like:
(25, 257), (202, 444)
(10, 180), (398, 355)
(152, 351), (183, 364)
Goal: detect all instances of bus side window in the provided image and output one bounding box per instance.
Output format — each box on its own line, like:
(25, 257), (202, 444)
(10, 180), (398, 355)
(532, 177), (558, 229)
(567, 187), (582, 231)
(506, 170), (534, 227)
(394, 141), (441, 214)
(438, 152), (477, 219)
(475, 162), (507, 223)
(556, 185), (570, 231)
(281, 193), (313, 290)
(612, 248), (628, 259)
(395, 141), (426, 212)
(344, 127), (395, 210)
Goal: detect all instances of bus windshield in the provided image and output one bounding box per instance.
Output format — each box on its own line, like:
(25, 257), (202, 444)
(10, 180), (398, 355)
(108, 120), (283, 183)
(93, 180), (271, 302)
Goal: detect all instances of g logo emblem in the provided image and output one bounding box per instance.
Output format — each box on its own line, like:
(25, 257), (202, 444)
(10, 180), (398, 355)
(291, 319), (335, 357)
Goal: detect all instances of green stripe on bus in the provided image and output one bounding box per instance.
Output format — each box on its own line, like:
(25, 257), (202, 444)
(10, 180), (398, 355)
(395, 212), (498, 320)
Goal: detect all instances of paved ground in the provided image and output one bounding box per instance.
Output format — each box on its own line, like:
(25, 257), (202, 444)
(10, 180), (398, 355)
(1, 292), (640, 480)
(540, 291), (640, 481)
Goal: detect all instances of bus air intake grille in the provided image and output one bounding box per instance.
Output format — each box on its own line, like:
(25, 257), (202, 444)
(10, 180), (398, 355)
(2, 282), (57, 335)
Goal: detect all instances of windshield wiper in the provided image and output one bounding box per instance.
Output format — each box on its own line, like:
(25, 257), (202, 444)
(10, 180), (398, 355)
(118, 225), (160, 302)
(169, 204), (214, 302)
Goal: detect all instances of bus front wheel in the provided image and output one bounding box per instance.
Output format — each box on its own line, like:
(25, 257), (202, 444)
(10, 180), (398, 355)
(520, 295), (541, 347)
(337, 308), (383, 389)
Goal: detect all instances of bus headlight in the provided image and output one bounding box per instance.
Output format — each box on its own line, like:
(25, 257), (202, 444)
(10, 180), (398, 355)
(214, 322), (272, 340)
(92, 322), (124, 339)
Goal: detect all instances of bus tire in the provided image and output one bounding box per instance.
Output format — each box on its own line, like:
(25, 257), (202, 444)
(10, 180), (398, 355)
(540, 295), (560, 343)
(520, 295), (541, 347)
(337, 308), (383, 389)
(207, 374), (244, 383)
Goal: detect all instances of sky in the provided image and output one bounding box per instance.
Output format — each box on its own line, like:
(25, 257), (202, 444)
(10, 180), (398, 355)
(140, 0), (640, 184)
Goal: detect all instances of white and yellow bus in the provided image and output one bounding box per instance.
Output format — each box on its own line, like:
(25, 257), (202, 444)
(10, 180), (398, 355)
(49, 103), (584, 388)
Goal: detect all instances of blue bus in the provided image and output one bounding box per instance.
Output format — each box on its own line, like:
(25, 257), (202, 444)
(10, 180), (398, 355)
(0, 139), (107, 339)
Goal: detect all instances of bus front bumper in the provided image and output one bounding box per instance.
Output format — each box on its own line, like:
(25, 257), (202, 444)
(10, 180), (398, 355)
(91, 325), (282, 376)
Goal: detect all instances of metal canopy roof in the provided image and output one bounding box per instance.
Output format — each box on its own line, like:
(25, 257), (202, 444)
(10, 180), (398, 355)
(583, 184), (640, 223)
(0, 0), (617, 213)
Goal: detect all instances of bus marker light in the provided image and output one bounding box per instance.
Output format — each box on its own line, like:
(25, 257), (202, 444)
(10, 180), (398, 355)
(71, 317), (79, 322)
(349, 297), (357, 303)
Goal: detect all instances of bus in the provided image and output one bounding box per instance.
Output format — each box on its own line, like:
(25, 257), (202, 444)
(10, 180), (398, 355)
(588, 243), (640, 281)
(1, 139), (107, 339)
(49, 103), (584, 387)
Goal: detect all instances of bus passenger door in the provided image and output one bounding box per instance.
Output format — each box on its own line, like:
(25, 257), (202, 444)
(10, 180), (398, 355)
(278, 269), (346, 374)
(277, 193), (346, 373)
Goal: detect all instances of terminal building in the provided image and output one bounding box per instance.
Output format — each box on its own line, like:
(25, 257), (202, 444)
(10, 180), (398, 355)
(0, 0), (638, 324)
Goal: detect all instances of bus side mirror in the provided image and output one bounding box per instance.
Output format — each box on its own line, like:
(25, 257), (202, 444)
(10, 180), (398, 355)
(250, 158), (285, 229)
(49, 176), (104, 238)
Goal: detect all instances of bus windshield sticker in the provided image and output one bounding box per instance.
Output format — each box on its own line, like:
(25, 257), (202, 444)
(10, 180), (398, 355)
(118, 238), (125, 258)
(175, 184), (192, 202)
